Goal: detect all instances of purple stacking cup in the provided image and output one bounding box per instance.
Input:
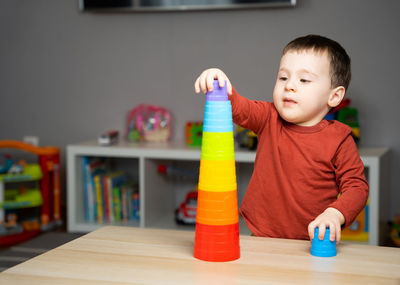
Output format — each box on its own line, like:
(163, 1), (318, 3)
(205, 80), (228, 101)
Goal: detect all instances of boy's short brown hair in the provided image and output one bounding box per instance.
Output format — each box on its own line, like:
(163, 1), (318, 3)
(283, 35), (351, 90)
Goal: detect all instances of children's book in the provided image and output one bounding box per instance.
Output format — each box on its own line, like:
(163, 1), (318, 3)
(82, 157), (93, 222)
(132, 193), (140, 221)
(113, 187), (122, 222)
(105, 171), (127, 223)
(82, 157), (106, 222)
(122, 186), (128, 223)
(94, 174), (104, 223)
(82, 158), (136, 224)
(102, 175), (111, 223)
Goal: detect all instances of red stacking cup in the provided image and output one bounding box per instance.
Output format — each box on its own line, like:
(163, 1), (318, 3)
(194, 223), (240, 262)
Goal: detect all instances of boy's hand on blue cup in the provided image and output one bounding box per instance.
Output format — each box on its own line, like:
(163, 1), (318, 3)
(194, 68), (233, 96)
(308, 207), (345, 244)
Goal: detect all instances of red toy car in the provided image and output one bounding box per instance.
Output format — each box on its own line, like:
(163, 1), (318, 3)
(175, 191), (198, 225)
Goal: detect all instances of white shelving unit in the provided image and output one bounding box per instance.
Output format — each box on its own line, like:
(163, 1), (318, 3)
(67, 140), (389, 245)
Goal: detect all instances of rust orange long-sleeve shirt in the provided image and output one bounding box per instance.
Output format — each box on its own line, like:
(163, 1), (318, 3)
(230, 88), (369, 240)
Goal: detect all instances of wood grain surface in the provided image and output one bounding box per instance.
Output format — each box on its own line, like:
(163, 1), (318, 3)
(0, 226), (399, 284)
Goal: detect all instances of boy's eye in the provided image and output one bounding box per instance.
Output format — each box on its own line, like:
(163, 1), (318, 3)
(300, 79), (310, 83)
(279, 76), (287, 81)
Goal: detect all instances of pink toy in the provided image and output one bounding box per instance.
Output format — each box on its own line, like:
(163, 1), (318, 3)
(126, 104), (172, 142)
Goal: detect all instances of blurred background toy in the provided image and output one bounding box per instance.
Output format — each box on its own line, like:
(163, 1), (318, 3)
(98, 130), (119, 146)
(390, 215), (400, 247)
(156, 163), (198, 225)
(0, 154), (13, 174)
(341, 198), (369, 242)
(157, 164), (198, 180)
(175, 190), (197, 225)
(126, 104), (172, 142)
(185, 121), (203, 147)
(8, 160), (27, 175)
(235, 126), (258, 150)
(0, 140), (61, 246)
(337, 107), (360, 142)
(325, 98), (360, 143)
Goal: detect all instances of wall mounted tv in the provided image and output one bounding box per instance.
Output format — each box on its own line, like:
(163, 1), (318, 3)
(79, 0), (296, 12)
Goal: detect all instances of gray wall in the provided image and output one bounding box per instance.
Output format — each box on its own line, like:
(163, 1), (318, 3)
(1, 0), (399, 218)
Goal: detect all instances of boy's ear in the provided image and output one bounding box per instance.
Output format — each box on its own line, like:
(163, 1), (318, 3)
(328, 86), (346, 108)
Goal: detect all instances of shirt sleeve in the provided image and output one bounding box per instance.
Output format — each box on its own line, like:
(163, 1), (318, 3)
(328, 134), (369, 227)
(229, 86), (272, 135)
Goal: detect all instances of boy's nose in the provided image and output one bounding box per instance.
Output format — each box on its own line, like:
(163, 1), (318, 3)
(284, 81), (296, 93)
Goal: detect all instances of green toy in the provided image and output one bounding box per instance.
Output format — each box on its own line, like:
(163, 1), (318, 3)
(1, 188), (43, 209)
(337, 107), (360, 142)
(186, 122), (203, 146)
(0, 163), (42, 183)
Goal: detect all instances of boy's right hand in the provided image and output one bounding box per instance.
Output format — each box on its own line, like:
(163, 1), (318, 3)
(194, 68), (233, 96)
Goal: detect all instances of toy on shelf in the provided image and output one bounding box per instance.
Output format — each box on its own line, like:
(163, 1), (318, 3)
(175, 190), (198, 225)
(0, 162), (43, 245)
(98, 130), (119, 146)
(157, 164), (198, 180)
(2, 187), (43, 209)
(0, 140), (61, 246)
(193, 80), (240, 262)
(390, 215), (400, 247)
(126, 104), (172, 142)
(325, 98), (360, 143)
(0, 154), (13, 174)
(185, 122), (203, 147)
(341, 198), (369, 242)
(235, 126), (258, 150)
(0, 213), (23, 236)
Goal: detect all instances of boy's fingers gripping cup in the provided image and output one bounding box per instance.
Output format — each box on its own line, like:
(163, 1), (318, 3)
(193, 80), (240, 262)
(311, 227), (337, 257)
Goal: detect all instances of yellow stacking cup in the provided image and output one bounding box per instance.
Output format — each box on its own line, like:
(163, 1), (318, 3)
(196, 189), (239, 226)
(198, 159), (237, 192)
(201, 132), (235, 160)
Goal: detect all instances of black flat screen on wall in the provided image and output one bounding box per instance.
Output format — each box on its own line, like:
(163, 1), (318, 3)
(79, 0), (296, 12)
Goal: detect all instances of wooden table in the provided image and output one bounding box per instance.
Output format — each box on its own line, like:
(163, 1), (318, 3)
(1, 226), (399, 284)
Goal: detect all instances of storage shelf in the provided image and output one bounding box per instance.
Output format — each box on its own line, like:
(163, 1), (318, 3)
(67, 140), (389, 245)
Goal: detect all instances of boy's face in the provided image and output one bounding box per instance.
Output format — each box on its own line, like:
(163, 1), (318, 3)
(273, 49), (341, 126)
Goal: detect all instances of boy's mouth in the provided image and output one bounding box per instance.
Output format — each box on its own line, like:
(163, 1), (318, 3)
(283, 97), (297, 106)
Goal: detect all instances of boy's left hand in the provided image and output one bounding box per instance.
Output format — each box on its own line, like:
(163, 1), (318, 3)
(308, 207), (345, 244)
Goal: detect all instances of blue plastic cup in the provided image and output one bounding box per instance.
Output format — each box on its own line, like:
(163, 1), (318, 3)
(203, 113), (233, 131)
(203, 118), (233, 124)
(310, 228), (337, 257)
(204, 102), (232, 114)
(203, 124), (233, 132)
(204, 107), (232, 118)
(204, 103), (232, 122)
(204, 111), (232, 120)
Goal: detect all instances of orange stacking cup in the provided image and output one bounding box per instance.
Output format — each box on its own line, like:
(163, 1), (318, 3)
(196, 190), (238, 225)
(194, 223), (240, 262)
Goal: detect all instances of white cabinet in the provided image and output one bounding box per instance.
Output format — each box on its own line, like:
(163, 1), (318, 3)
(358, 148), (390, 245)
(67, 141), (389, 245)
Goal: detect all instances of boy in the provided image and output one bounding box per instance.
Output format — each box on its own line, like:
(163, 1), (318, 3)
(194, 35), (368, 244)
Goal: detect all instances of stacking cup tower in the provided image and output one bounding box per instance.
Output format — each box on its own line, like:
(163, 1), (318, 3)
(193, 80), (240, 262)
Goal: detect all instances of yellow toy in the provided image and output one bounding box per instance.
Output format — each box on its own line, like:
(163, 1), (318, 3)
(341, 198), (369, 242)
